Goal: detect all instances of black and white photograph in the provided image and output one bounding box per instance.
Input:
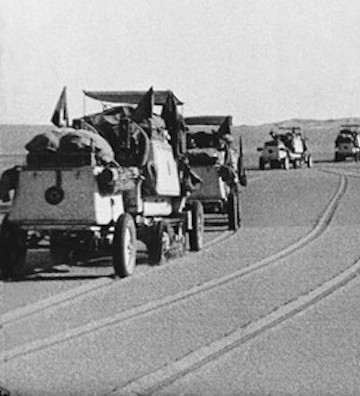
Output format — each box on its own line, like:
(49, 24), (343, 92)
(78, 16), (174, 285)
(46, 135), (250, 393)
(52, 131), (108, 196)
(1, 1), (360, 395)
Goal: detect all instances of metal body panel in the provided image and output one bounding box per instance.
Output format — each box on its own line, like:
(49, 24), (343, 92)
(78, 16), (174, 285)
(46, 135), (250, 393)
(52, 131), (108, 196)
(9, 167), (124, 226)
(261, 144), (287, 161)
(190, 165), (227, 201)
(151, 140), (181, 197)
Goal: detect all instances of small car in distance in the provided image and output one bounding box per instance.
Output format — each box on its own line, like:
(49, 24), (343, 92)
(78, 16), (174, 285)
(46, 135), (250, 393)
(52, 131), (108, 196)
(334, 124), (360, 162)
(258, 127), (312, 170)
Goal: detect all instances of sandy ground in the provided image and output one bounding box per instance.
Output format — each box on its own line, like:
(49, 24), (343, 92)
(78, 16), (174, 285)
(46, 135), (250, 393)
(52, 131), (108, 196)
(2, 163), (360, 396)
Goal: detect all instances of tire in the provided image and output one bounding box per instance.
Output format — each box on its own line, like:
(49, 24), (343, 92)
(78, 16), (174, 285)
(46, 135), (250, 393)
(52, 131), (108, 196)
(283, 157), (290, 170)
(293, 159), (299, 169)
(50, 232), (70, 265)
(355, 152), (360, 162)
(334, 152), (342, 162)
(0, 216), (27, 280)
(112, 213), (137, 277)
(228, 190), (240, 231)
(148, 221), (171, 265)
(259, 157), (265, 170)
(307, 155), (313, 168)
(189, 201), (204, 251)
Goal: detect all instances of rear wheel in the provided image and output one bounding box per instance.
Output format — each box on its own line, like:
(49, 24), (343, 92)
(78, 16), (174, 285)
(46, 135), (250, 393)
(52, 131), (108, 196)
(113, 213), (137, 277)
(355, 152), (360, 162)
(259, 157), (265, 170)
(50, 232), (70, 265)
(0, 216), (27, 280)
(334, 152), (342, 162)
(228, 189), (240, 231)
(189, 201), (204, 251)
(148, 221), (171, 265)
(293, 159), (300, 169)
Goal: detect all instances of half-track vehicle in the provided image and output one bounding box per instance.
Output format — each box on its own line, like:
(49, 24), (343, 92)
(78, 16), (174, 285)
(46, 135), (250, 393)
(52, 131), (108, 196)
(258, 126), (312, 170)
(334, 124), (360, 162)
(184, 115), (246, 231)
(0, 88), (204, 280)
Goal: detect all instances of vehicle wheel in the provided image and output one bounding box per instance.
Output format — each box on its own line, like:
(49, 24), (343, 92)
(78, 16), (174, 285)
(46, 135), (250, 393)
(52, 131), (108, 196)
(355, 152), (360, 162)
(283, 157), (290, 170)
(228, 189), (240, 231)
(148, 221), (171, 265)
(259, 157), (265, 170)
(50, 232), (70, 265)
(112, 213), (137, 277)
(0, 216), (27, 280)
(307, 155), (313, 168)
(334, 152), (342, 162)
(293, 159), (300, 169)
(189, 201), (204, 251)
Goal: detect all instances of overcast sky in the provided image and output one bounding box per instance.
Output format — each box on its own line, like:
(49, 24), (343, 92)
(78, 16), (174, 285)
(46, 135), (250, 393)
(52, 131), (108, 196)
(1, 0), (360, 125)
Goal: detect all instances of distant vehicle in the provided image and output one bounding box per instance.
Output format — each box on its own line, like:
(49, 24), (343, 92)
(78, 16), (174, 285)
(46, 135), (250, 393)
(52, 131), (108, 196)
(0, 88), (204, 280)
(258, 126), (312, 170)
(334, 124), (360, 162)
(184, 115), (246, 231)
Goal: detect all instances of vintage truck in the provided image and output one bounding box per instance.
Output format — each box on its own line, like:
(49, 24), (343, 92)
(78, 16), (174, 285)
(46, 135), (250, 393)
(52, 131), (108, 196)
(0, 88), (204, 280)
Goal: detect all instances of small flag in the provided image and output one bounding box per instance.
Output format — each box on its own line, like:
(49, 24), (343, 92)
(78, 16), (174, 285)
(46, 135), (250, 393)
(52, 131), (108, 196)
(217, 116), (232, 137)
(132, 87), (154, 123)
(51, 86), (69, 127)
(161, 91), (179, 131)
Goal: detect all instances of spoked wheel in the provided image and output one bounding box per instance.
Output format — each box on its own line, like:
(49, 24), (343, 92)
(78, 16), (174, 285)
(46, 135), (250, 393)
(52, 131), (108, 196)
(0, 215), (27, 280)
(189, 200), (204, 251)
(228, 189), (240, 231)
(148, 221), (171, 265)
(112, 213), (137, 278)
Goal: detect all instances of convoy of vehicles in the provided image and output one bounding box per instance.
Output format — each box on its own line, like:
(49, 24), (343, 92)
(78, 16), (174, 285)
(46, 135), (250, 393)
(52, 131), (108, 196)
(0, 88), (205, 280)
(4, 86), (357, 282)
(184, 115), (246, 231)
(258, 126), (313, 170)
(334, 124), (360, 162)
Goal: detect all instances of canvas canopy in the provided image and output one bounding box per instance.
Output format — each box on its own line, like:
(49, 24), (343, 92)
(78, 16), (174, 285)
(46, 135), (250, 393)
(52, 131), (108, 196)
(84, 90), (183, 106)
(185, 115), (232, 126)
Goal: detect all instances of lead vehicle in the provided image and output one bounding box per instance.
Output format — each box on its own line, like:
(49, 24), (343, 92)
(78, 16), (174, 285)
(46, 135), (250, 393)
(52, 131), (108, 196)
(258, 127), (312, 170)
(334, 124), (360, 162)
(0, 88), (204, 280)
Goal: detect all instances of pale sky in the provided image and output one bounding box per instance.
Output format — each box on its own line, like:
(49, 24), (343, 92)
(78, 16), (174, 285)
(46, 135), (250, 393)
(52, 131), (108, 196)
(1, 0), (360, 125)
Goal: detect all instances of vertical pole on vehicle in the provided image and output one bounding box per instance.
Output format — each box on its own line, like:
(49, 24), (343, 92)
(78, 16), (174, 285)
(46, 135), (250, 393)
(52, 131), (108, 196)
(83, 93), (86, 116)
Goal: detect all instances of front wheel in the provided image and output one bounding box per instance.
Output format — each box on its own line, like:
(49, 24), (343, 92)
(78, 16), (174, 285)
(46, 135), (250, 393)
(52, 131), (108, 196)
(307, 155), (313, 168)
(189, 201), (204, 251)
(228, 190), (240, 231)
(148, 221), (171, 265)
(283, 156), (290, 170)
(112, 213), (137, 278)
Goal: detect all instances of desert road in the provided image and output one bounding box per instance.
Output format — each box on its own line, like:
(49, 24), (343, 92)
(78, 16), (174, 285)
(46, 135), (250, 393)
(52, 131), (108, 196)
(2, 162), (360, 396)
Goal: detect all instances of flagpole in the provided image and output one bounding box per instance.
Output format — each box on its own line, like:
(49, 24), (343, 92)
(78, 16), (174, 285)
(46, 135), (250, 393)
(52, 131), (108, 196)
(83, 92), (86, 117)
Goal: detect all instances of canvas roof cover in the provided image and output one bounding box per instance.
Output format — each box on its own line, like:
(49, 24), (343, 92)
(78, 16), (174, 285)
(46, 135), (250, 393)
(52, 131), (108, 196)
(185, 115), (232, 126)
(83, 90), (183, 106)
